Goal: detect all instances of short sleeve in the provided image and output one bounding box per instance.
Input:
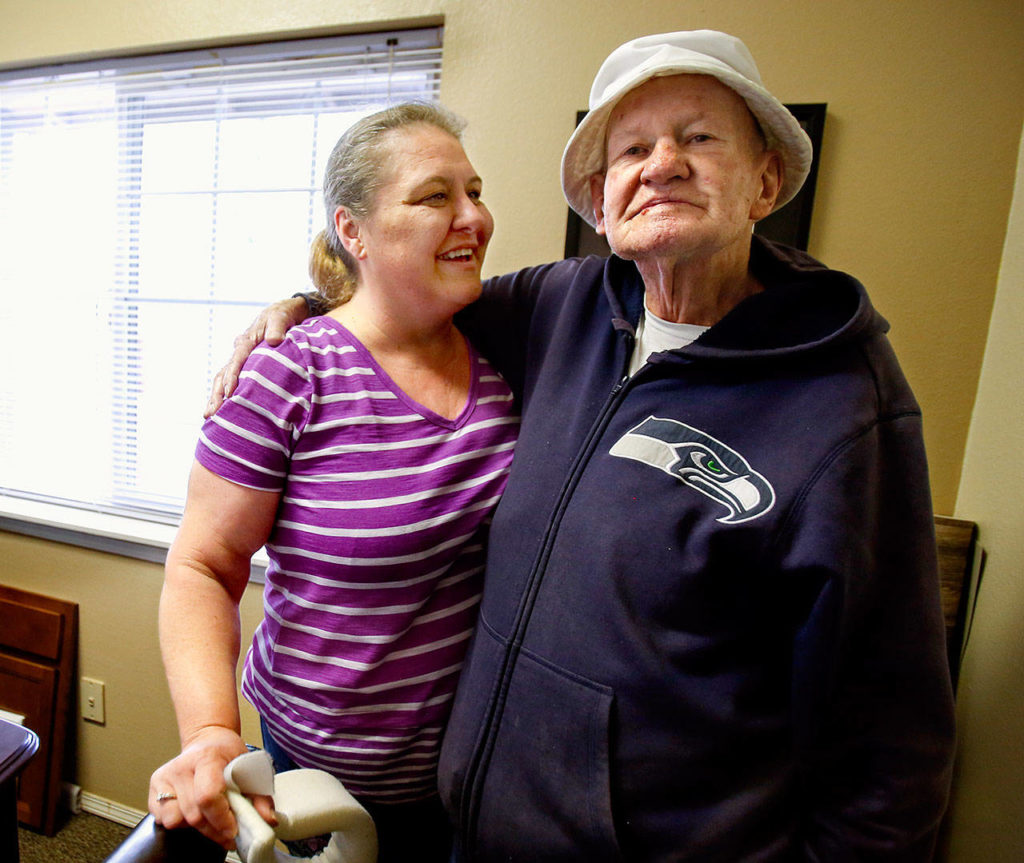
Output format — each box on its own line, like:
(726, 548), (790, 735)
(196, 338), (312, 491)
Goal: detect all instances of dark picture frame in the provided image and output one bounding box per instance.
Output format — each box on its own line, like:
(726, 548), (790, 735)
(563, 103), (827, 257)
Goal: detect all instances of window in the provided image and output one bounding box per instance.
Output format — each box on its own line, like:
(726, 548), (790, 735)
(0, 28), (443, 534)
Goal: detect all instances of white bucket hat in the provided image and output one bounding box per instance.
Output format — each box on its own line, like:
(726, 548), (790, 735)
(561, 30), (813, 228)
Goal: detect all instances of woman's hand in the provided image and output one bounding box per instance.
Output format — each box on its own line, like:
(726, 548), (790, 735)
(149, 726), (277, 848)
(205, 296), (311, 417)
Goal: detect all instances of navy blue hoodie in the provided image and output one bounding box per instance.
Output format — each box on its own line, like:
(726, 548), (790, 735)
(443, 237), (955, 861)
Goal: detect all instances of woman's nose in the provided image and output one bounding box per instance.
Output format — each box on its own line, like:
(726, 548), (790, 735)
(453, 194), (492, 236)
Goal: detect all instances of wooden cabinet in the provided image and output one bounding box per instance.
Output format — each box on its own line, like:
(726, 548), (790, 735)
(0, 586), (77, 835)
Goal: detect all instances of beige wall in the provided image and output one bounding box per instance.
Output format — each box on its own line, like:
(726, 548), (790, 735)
(0, 0), (1022, 850)
(944, 124), (1024, 861)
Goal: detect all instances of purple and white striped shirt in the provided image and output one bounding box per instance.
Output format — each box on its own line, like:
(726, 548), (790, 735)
(195, 316), (518, 802)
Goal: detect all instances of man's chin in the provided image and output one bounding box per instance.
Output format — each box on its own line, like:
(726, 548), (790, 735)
(608, 231), (694, 262)
(609, 222), (756, 266)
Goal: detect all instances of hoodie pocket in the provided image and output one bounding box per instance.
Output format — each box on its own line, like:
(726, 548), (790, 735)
(470, 642), (623, 860)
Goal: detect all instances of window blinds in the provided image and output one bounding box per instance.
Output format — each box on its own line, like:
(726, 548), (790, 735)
(0, 28), (443, 523)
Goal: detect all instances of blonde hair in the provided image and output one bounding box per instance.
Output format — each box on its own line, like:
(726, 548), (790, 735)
(309, 229), (356, 309)
(312, 101), (467, 311)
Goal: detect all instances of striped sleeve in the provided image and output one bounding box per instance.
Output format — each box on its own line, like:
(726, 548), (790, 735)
(196, 336), (314, 491)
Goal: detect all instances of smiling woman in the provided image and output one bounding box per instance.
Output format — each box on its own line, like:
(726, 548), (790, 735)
(331, 132), (492, 408)
(149, 102), (518, 863)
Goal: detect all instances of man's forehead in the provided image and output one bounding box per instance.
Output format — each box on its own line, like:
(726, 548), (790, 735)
(604, 74), (762, 149)
(610, 75), (746, 124)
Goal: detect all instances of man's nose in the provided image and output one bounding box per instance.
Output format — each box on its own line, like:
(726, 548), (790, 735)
(641, 140), (688, 184)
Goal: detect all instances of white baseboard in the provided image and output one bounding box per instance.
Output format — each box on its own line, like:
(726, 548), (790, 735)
(80, 791), (241, 862)
(80, 790), (145, 828)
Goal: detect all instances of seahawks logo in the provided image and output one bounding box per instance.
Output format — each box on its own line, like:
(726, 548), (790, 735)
(610, 417), (775, 524)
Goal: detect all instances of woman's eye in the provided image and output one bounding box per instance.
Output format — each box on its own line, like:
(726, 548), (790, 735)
(468, 188), (482, 201)
(424, 192), (448, 204)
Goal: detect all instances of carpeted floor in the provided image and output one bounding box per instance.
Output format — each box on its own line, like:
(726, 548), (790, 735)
(18, 812), (132, 863)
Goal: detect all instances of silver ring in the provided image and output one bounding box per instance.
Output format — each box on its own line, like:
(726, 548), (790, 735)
(156, 792), (177, 802)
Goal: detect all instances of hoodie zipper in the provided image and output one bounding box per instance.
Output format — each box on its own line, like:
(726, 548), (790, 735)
(460, 333), (635, 855)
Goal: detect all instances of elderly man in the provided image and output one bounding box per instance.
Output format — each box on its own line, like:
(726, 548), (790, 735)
(211, 31), (954, 862)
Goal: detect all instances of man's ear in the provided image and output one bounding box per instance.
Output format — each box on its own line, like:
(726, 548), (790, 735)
(750, 152), (784, 222)
(334, 206), (365, 259)
(589, 174), (608, 237)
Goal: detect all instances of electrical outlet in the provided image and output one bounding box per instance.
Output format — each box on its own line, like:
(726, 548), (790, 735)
(81, 677), (105, 724)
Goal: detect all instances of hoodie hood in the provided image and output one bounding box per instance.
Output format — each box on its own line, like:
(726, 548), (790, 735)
(602, 235), (887, 363)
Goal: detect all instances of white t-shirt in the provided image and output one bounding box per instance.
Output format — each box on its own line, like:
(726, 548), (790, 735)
(628, 302), (709, 376)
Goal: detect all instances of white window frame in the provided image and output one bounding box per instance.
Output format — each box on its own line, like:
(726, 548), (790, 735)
(0, 28), (443, 570)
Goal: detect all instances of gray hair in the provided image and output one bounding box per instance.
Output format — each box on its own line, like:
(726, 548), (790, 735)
(318, 102), (467, 282)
